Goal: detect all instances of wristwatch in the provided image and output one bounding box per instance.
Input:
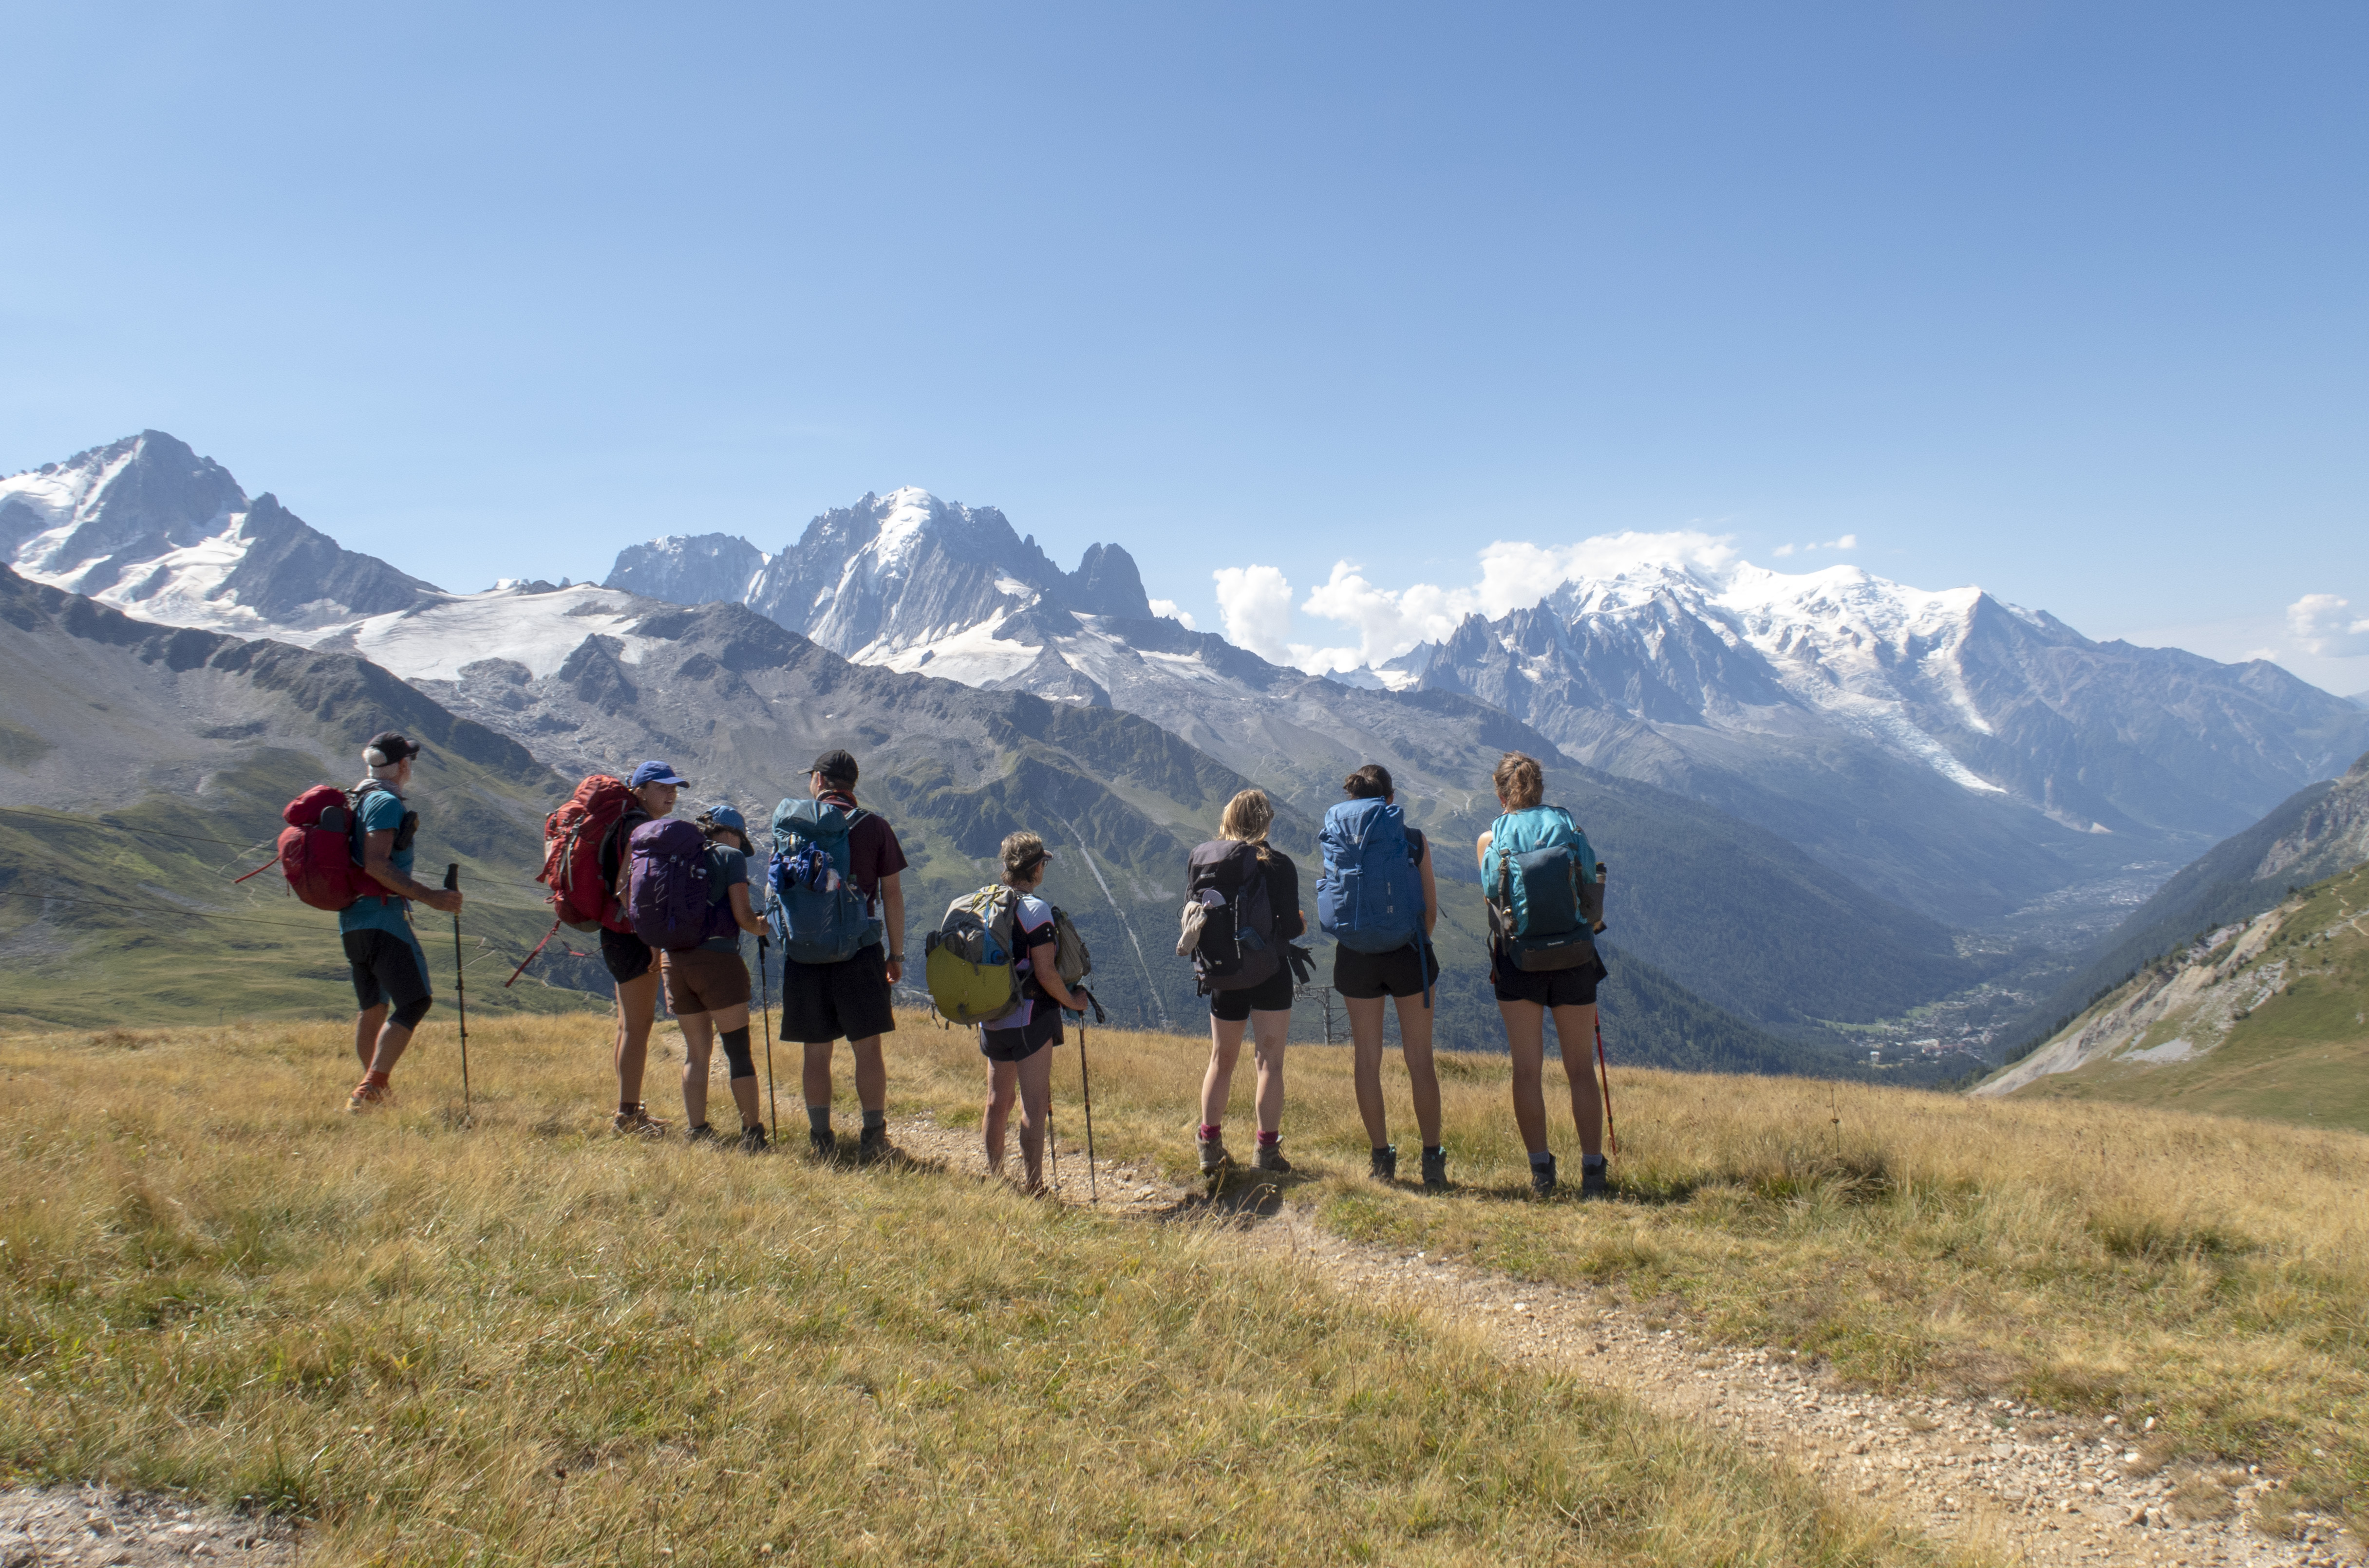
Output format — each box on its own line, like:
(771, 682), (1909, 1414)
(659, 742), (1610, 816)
(887, 952), (905, 964)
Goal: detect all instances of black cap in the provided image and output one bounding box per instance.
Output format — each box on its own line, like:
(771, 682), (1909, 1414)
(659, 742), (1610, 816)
(363, 731), (423, 766)
(810, 749), (859, 786)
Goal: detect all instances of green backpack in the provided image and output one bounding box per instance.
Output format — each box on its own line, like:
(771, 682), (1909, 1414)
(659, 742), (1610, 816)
(924, 885), (1025, 1026)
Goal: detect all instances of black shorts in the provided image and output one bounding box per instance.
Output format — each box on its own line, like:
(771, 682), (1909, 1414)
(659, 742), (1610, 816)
(1333, 940), (1439, 1001)
(344, 928), (431, 1014)
(1209, 963), (1294, 1022)
(1490, 945), (1608, 1008)
(980, 1008), (1064, 1063)
(781, 942), (896, 1044)
(600, 925), (653, 985)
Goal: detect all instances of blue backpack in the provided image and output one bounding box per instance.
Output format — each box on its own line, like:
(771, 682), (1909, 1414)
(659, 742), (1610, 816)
(767, 798), (883, 965)
(1317, 798), (1426, 957)
(1482, 806), (1604, 973)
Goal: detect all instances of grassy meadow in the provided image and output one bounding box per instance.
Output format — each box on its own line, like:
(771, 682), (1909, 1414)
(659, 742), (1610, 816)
(883, 1008), (2369, 1535)
(0, 1015), (1965, 1567)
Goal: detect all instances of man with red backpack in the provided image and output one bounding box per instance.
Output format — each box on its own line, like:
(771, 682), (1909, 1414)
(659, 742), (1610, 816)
(340, 732), (463, 1113)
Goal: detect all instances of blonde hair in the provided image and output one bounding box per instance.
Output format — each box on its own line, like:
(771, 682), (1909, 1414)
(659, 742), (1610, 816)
(1219, 788), (1274, 844)
(1493, 751), (1545, 809)
(1000, 830), (1050, 884)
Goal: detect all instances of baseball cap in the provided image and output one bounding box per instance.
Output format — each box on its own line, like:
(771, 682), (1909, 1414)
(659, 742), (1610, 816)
(362, 731), (423, 766)
(810, 749), (859, 786)
(629, 759), (689, 788)
(704, 803), (747, 835)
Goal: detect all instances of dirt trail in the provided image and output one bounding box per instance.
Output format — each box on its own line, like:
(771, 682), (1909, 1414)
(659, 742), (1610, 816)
(892, 1112), (2366, 1568)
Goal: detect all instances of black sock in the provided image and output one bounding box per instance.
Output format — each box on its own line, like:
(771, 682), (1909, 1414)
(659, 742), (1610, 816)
(1424, 1145), (1443, 1157)
(862, 1109), (886, 1132)
(807, 1106), (831, 1136)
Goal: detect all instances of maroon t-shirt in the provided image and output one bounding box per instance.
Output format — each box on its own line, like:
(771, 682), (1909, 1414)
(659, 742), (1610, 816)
(819, 791), (908, 898)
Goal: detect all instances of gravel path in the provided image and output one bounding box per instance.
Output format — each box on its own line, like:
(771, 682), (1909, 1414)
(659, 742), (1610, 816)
(892, 1111), (2367, 1568)
(0, 1486), (295, 1566)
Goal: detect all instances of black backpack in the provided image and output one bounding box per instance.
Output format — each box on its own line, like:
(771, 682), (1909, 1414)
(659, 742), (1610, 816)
(1181, 840), (1279, 994)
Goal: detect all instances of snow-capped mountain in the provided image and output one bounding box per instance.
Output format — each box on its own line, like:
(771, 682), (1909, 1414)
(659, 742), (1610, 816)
(1, 432), (438, 633)
(1389, 558), (2369, 851)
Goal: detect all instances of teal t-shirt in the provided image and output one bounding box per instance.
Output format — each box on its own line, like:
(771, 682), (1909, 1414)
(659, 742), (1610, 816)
(338, 783), (417, 942)
(699, 844), (751, 954)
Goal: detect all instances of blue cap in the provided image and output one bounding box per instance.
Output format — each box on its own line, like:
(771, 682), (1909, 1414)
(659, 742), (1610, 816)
(629, 760), (688, 789)
(705, 803), (747, 834)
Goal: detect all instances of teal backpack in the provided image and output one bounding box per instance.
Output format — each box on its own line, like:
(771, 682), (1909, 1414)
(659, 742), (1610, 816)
(1482, 806), (1605, 973)
(766, 798), (884, 965)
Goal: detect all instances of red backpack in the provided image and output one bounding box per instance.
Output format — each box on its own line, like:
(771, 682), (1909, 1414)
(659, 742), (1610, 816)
(276, 784), (395, 912)
(539, 774), (636, 932)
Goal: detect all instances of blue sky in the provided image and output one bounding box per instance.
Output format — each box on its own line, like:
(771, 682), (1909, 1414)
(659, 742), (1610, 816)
(3, 1), (2365, 691)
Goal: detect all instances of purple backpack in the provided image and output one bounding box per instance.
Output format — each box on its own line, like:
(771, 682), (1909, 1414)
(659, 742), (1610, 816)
(626, 819), (731, 951)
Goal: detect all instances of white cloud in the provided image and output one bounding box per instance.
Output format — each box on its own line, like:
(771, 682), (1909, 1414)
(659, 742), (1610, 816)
(1773, 542), (1797, 558)
(2287, 594), (2369, 658)
(1774, 533), (1856, 559)
(1271, 529), (1737, 673)
(1147, 597), (1196, 631)
(1211, 565), (1297, 663)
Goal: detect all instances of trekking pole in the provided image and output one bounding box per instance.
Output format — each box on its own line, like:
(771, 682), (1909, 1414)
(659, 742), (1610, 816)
(1595, 1016), (1617, 1157)
(1076, 989), (1100, 1203)
(444, 864), (471, 1118)
(758, 936), (777, 1140)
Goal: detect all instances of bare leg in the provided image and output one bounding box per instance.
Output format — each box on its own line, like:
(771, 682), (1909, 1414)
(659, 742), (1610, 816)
(984, 1058), (1017, 1175)
(848, 1035), (887, 1114)
(1396, 989), (1443, 1147)
(1346, 994), (1391, 1148)
(1501, 999), (1551, 1156)
(367, 1019), (417, 1076)
(1200, 1015), (1247, 1128)
(1249, 1008), (1289, 1136)
(1015, 1046), (1053, 1191)
(802, 1040), (834, 1110)
(613, 970), (660, 1106)
(677, 1011), (714, 1128)
(353, 1005), (386, 1072)
(706, 1002), (761, 1129)
(1551, 1002), (1604, 1159)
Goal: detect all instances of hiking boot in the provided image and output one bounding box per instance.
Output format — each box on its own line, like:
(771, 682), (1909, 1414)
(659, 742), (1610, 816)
(808, 1125), (838, 1160)
(612, 1104), (668, 1139)
(1530, 1153), (1558, 1195)
(345, 1080), (393, 1114)
(856, 1122), (888, 1165)
(1252, 1140), (1292, 1174)
(1579, 1158), (1610, 1197)
(1369, 1145), (1398, 1183)
(1421, 1147), (1449, 1191)
(684, 1123), (718, 1145)
(1197, 1133), (1229, 1176)
(739, 1124), (770, 1155)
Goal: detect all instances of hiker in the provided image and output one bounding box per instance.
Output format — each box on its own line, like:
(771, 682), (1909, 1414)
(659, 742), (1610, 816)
(1319, 764), (1447, 1188)
(774, 749), (907, 1163)
(1476, 751), (1611, 1195)
(977, 830), (1086, 1193)
(663, 805), (775, 1151)
(340, 731), (463, 1113)
(1193, 788), (1306, 1176)
(601, 760), (687, 1137)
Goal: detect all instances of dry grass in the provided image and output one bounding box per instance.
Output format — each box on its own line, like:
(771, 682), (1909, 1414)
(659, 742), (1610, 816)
(884, 1008), (2369, 1534)
(0, 1015), (1964, 1567)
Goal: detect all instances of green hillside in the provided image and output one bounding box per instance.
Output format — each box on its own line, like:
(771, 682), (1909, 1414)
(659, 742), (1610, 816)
(1993, 860), (2369, 1132)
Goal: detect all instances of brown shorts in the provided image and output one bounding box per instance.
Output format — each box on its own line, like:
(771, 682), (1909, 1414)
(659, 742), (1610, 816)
(661, 947), (752, 1015)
